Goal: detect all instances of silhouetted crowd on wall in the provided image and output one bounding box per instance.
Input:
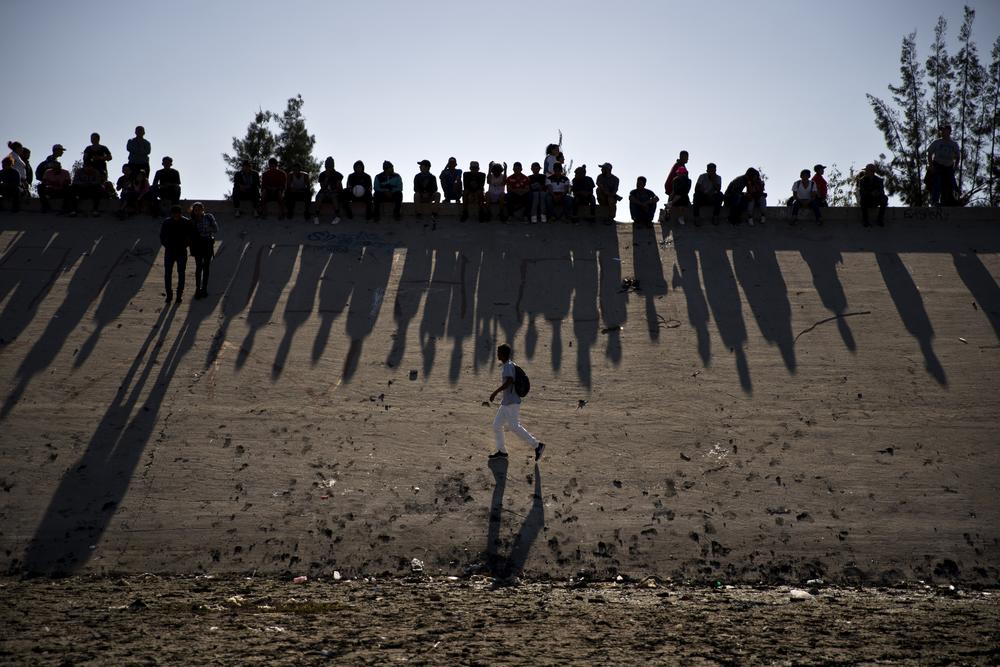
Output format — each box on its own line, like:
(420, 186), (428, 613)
(1, 124), (965, 229)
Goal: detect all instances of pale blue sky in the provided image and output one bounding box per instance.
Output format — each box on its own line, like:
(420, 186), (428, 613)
(4, 0), (998, 200)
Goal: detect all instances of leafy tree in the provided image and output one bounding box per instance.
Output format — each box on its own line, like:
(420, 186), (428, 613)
(223, 109), (277, 180)
(274, 94), (320, 180)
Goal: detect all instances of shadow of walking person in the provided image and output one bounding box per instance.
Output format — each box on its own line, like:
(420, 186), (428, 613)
(486, 461), (544, 580)
(876, 251), (947, 385)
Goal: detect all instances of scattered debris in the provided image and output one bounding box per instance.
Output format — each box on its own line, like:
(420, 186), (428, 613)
(410, 558), (425, 574)
(292, 576), (308, 584)
(601, 325), (623, 334)
(577, 400), (588, 409)
(409, 370), (418, 381)
(620, 277), (642, 293)
(789, 589), (814, 601)
(333, 571), (342, 581)
(958, 337), (968, 344)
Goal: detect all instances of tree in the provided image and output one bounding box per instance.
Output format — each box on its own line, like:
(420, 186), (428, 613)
(222, 109), (277, 180)
(926, 16), (954, 131)
(274, 95), (320, 180)
(868, 31), (927, 205)
(825, 163), (860, 206)
(987, 36), (1000, 205)
(953, 6), (987, 197)
(870, 9), (999, 206)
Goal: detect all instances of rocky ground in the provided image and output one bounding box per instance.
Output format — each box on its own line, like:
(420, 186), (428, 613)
(1, 575), (998, 665)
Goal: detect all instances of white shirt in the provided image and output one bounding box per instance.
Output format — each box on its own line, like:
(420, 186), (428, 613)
(792, 180), (816, 201)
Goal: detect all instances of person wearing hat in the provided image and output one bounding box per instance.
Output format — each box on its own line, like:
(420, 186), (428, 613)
(35, 144), (65, 182)
(159, 204), (196, 304)
(595, 163), (621, 224)
(373, 160), (403, 221)
(461, 161), (486, 222)
(126, 126), (151, 177)
(811, 164), (828, 207)
(413, 160), (439, 220)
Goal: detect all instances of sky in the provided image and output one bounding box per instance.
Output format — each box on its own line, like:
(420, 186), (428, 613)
(4, 0), (999, 201)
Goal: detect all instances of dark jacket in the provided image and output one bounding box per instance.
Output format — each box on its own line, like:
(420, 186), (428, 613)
(413, 172), (438, 194)
(463, 171), (486, 191)
(858, 174), (886, 199)
(233, 170), (260, 193)
(346, 172), (372, 195)
(440, 167), (462, 198)
(160, 216), (195, 255)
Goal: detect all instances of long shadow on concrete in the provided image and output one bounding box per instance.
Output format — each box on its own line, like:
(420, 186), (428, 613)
(800, 244), (857, 352)
(952, 250), (1000, 342)
(74, 238), (157, 368)
(341, 243), (394, 383)
(272, 245), (328, 380)
(235, 244), (298, 370)
(671, 229), (711, 366)
(699, 241), (753, 393)
(632, 224), (669, 341)
(0, 230), (74, 349)
(733, 237), (796, 373)
(2, 236), (129, 417)
(876, 251), (947, 385)
(386, 239), (433, 370)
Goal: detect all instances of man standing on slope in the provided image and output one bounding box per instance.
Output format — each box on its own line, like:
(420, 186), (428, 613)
(488, 344), (546, 461)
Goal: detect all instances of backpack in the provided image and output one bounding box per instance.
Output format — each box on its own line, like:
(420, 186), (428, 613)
(513, 364), (530, 397)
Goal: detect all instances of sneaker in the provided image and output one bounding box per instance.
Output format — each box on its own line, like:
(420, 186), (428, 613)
(759, 215), (766, 225)
(530, 216), (537, 223)
(313, 217), (320, 225)
(540, 214), (547, 223)
(535, 442), (546, 461)
(331, 216), (340, 225)
(488, 451), (509, 460)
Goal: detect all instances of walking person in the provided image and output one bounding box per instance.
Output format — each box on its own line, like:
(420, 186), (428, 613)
(189, 202), (219, 299)
(160, 204), (195, 304)
(488, 344), (546, 461)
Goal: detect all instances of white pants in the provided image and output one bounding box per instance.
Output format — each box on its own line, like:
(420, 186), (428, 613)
(493, 404), (538, 453)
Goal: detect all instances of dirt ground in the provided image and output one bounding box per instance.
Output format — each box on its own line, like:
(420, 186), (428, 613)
(0, 206), (999, 661)
(1, 575), (998, 665)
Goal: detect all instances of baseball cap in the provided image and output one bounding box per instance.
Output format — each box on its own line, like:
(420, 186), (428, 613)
(417, 159), (431, 168)
(814, 164), (826, 171)
(52, 144), (65, 152)
(599, 162), (612, 170)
